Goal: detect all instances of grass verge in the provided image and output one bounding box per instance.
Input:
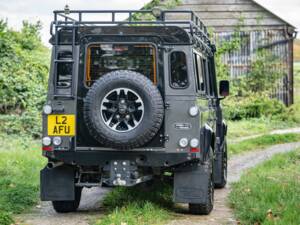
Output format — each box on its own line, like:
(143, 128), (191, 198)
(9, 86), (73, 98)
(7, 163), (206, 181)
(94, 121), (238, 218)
(229, 149), (300, 224)
(96, 133), (300, 224)
(227, 117), (300, 140)
(229, 133), (300, 155)
(227, 65), (300, 141)
(95, 181), (173, 225)
(0, 133), (45, 225)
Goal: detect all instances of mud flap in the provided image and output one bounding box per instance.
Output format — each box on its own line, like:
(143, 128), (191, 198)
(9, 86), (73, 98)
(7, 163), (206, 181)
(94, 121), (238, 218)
(40, 165), (75, 201)
(213, 151), (222, 184)
(173, 162), (210, 204)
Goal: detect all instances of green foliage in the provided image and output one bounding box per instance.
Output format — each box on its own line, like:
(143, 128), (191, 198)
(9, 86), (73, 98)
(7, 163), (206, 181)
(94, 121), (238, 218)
(229, 149), (300, 224)
(227, 117), (300, 139)
(0, 133), (46, 224)
(214, 19), (291, 121)
(223, 94), (286, 120)
(132, 0), (181, 21)
(96, 180), (173, 225)
(0, 109), (42, 138)
(0, 19), (49, 137)
(243, 50), (282, 93)
(229, 133), (300, 155)
(214, 17), (246, 81)
(142, 0), (181, 10)
(0, 211), (14, 225)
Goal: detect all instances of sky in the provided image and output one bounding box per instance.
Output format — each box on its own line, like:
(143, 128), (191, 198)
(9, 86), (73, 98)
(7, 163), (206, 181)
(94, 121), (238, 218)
(0, 0), (299, 46)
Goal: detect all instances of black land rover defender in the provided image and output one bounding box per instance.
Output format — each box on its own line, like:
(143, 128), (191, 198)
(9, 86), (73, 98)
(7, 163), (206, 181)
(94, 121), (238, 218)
(41, 8), (229, 215)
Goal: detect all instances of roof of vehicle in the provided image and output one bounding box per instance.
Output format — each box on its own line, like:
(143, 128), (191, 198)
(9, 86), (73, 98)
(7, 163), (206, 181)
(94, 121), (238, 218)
(51, 9), (214, 55)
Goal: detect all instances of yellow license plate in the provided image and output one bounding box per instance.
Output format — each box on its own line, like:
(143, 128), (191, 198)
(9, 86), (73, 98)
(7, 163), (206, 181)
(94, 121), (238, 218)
(48, 115), (75, 136)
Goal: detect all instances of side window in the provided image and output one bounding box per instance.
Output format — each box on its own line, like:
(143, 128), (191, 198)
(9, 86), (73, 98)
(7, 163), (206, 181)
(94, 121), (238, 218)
(202, 58), (210, 95)
(194, 54), (200, 90)
(207, 60), (216, 96)
(170, 51), (188, 89)
(55, 51), (73, 95)
(194, 53), (205, 93)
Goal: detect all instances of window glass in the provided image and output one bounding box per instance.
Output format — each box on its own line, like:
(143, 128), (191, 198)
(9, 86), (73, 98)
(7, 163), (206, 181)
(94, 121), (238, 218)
(86, 44), (157, 86)
(57, 63), (72, 89)
(170, 51), (188, 88)
(194, 54), (200, 90)
(56, 51), (73, 95)
(207, 60), (216, 96)
(201, 58), (210, 95)
(195, 54), (205, 92)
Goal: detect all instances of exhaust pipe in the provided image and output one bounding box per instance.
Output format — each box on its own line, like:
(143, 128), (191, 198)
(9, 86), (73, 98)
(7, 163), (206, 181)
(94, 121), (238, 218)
(47, 161), (63, 169)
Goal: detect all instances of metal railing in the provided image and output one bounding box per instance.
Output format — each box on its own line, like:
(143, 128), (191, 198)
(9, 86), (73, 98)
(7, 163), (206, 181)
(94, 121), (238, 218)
(50, 9), (212, 51)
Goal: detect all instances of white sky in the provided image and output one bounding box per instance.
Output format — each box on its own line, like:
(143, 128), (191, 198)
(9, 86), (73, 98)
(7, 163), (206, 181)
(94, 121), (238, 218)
(0, 0), (299, 46)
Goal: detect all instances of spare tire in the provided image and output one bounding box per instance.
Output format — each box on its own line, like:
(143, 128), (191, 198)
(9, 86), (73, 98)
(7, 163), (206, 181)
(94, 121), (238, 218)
(83, 70), (164, 149)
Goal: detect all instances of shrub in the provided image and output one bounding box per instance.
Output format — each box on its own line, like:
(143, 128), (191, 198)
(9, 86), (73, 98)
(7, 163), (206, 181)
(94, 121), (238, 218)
(0, 110), (42, 138)
(274, 101), (300, 123)
(0, 211), (13, 225)
(0, 20), (49, 114)
(0, 20), (49, 137)
(223, 94), (286, 120)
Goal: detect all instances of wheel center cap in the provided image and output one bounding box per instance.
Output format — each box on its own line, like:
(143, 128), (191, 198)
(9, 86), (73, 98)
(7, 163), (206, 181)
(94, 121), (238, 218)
(118, 102), (127, 114)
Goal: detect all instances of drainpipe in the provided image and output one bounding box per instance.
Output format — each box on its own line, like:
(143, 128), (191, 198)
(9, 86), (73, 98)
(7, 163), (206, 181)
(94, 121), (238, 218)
(286, 26), (297, 106)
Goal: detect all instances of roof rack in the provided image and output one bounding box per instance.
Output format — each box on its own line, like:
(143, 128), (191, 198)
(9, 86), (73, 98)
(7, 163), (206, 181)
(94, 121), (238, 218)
(51, 9), (213, 55)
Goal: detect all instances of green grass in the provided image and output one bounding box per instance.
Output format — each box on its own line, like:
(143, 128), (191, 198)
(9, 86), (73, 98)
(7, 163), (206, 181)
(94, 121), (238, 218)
(95, 181), (173, 225)
(229, 133), (300, 155)
(227, 117), (300, 140)
(229, 149), (300, 225)
(0, 133), (45, 225)
(227, 64), (300, 141)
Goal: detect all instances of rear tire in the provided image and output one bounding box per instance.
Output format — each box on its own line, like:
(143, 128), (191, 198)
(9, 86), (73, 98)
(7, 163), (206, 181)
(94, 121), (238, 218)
(52, 187), (82, 213)
(189, 148), (214, 215)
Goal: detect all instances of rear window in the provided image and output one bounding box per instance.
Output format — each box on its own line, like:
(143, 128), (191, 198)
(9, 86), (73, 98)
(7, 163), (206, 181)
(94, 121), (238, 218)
(85, 44), (157, 86)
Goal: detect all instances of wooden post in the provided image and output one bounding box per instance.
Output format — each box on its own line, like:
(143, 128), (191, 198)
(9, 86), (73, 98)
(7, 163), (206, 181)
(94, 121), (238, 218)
(287, 33), (294, 106)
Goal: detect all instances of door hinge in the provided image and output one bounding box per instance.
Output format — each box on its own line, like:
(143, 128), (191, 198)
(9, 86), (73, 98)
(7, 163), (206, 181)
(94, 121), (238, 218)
(165, 102), (170, 109)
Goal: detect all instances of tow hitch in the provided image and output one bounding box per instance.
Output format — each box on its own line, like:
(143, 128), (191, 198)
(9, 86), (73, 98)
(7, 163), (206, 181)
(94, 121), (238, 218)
(102, 160), (152, 187)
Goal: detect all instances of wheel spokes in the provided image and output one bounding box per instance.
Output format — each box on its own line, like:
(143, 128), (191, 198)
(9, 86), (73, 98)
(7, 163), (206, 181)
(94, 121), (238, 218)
(101, 88), (144, 132)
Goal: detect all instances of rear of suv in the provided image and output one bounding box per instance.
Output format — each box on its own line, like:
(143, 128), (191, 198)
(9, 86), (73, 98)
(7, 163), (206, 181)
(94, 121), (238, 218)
(41, 8), (229, 215)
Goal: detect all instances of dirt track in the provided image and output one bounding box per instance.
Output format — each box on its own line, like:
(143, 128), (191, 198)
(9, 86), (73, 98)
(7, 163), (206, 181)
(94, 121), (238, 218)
(16, 142), (300, 225)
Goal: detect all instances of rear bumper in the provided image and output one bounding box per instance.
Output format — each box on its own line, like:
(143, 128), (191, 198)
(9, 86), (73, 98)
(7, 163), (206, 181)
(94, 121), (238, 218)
(44, 150), (200, 167)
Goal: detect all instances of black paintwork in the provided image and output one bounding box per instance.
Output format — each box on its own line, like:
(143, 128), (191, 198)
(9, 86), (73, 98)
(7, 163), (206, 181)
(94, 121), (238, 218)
(41, 9), (228, 207)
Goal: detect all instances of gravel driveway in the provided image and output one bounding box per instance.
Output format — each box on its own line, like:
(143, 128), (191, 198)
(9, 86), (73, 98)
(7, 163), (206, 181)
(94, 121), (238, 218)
(16, 142), (300, 225)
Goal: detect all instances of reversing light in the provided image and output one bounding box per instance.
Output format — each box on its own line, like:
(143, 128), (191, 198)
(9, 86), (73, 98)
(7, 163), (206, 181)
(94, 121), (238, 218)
(190, 138), (199, 148)
(42, 137), (51, 146)
(43, 105), (52, 115)
(179, 138), (189, 148)
(53, 137), (62, 146)
(189, 106), (199, 117)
